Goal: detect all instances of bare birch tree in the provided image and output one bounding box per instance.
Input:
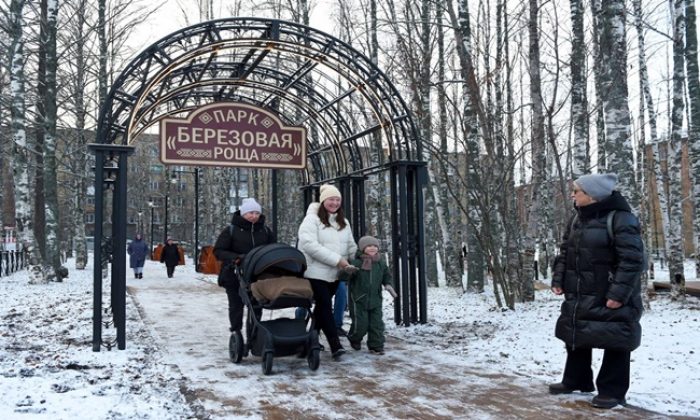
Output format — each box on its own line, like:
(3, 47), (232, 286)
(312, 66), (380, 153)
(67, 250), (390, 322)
(41, 0), (62, 280)
(685, 0), (700, 278)
(569, 0), (589, 177)
(8, 0), (45, 283)
(667, 0), (686, 299)
(520, 0), (546, 302)
(598, 0), (638, 213)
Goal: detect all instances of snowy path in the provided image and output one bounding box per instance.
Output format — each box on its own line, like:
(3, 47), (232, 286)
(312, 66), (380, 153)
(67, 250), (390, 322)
(127, 262), (678, 419)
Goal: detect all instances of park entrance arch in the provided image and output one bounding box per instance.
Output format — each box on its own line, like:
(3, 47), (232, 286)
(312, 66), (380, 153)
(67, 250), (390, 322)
(90, 18), (426, 351)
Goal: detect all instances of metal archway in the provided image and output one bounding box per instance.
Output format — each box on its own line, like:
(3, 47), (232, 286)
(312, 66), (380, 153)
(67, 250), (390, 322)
(90, 18), (426, 351)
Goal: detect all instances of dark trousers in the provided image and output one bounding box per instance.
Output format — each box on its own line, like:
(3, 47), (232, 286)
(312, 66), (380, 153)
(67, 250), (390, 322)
(166, 265), (176, 277)
(225, 280), (261, 333)
(563, 346), (631, 400)
(308, 279), (342, 352)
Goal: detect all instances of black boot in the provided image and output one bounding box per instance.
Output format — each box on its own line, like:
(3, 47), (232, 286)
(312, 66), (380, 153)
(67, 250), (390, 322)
(329, 337), (345, 360)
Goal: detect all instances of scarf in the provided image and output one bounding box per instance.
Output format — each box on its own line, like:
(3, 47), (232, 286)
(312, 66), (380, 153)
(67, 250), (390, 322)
(360, 252), (381, 271)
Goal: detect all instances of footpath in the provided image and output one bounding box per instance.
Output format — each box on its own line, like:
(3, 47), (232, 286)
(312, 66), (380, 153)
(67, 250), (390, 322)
(127, 264), (683, 420)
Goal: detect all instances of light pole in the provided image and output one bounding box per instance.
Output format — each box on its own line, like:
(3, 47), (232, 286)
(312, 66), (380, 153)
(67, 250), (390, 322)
(137, 210), (143, 234)
(170, 167), (200, 271)
(147, 199), (159, 258)
(164, 194), (169, 242)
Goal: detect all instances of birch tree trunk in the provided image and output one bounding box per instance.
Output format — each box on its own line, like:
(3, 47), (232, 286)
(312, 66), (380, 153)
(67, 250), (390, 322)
(520, 0), (546, 303)
(503, 0), (521, 299)
(685, 0), (700, 278)
(436, 2), (462, 285)
(591, 0), (607, 170)
(668, 0), (686, 299)
(10, 0), (45, 284)
(445, 0), (485, 294)
(570, 0), (589, 177)
(42, 0), (62, 281)
(599, 0), (639, 213)
(98, 0), (108, 110)
(365, 0), (391, 244)
(634, 0), (661, 293)
(70, 0), (89, 270)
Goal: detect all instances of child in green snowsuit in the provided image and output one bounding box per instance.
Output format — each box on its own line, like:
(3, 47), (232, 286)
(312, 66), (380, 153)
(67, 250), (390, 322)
(343, 235), (395, 355)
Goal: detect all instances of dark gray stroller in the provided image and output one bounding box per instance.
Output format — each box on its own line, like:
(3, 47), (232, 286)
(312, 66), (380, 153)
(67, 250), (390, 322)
(229, 243), (320, 375)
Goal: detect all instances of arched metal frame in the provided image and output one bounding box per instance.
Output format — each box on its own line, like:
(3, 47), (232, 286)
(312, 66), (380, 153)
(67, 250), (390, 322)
(91, 18), (426, 351)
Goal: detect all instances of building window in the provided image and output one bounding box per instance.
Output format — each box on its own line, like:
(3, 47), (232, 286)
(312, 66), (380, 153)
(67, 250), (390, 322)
(85, 213), (95, 223)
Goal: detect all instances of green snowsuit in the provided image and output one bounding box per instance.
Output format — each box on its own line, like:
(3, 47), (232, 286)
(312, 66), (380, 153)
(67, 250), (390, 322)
(344, 252), (392, 350)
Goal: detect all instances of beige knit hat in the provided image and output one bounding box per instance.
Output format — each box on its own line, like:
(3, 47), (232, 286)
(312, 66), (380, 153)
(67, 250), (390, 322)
(319, 184), (341, 203)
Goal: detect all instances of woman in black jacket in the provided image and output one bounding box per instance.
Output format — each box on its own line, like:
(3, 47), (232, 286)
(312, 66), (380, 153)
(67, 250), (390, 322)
(160, 238), (181, 278)
(549, 173), (645, 409)
(214, 198), (275, 333)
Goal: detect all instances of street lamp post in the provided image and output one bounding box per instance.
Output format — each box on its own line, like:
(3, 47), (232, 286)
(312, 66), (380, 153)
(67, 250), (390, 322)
(170, 167), (200, 271)
(164, 195), (169, 242)
(148, 199), (160, 259)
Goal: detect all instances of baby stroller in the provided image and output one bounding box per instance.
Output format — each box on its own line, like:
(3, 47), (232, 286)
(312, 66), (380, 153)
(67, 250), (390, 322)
(229, 243), (321, 375)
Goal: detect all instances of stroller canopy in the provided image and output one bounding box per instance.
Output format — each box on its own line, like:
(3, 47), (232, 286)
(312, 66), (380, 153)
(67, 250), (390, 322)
(241, 243), (307, 284)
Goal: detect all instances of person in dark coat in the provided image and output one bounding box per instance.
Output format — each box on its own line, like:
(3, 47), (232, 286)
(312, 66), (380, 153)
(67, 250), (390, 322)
(550, 173), (645, 409)
(214, 198), (275, 334)
(127, 234), (149, 279)
(160, 238), (181, 278)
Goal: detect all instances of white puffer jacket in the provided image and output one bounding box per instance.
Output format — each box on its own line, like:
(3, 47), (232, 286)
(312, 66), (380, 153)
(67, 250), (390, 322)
(297, 203), (357, 282)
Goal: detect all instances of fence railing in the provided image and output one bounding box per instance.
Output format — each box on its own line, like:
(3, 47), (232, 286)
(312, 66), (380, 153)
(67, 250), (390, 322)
(0, 250), (29, 277)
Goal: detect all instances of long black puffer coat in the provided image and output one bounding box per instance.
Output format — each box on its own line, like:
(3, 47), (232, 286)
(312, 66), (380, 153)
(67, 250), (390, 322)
(551, 191), (645, 351)
(213, 211), (276, 265)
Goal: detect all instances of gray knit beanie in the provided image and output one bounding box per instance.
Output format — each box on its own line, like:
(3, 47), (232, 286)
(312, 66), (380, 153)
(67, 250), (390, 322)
(358, 236), (380, 252)
(574, 173), (618, 201)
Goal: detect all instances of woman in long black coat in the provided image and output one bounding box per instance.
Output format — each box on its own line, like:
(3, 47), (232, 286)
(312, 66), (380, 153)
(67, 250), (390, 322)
(160, 238), (181, 278)
(214, 198), (275, 333)
(549, 173), (645, 409)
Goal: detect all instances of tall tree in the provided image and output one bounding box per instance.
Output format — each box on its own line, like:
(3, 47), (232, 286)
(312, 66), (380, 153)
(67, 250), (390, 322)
(435, 1), (462, 285)
(9, 0), (45, 283)
(668, 0), (686, 299)
(685, 0), (700, 278)
(64, 0), (92, 269)
(42, 0), (62, 280)
(598, 0), (638, 213)
(590, 0), (606, 170)
(570, 0), (589, 177)
(520, 0), (546, 302)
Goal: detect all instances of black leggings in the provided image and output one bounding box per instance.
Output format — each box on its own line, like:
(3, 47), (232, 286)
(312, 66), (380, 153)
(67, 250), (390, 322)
(308, 279), (341, 352)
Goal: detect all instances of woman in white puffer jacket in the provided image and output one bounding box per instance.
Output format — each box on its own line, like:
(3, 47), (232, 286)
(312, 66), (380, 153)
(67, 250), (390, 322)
(298, 184), (357, 360)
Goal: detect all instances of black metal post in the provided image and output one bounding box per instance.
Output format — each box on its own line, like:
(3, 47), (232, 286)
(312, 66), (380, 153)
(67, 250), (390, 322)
(114, 152), (129, 349)
(271, 169), (277, 234)
(149, 206), (155, 258)
(88, 143), (134, 351)
(194, 168), (200, 271)
(164, 195), (169, 242)
(91, 150), (104, 351)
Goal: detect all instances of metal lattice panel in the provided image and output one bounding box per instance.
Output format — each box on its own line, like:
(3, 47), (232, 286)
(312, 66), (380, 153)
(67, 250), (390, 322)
(96, 17), (422, 183)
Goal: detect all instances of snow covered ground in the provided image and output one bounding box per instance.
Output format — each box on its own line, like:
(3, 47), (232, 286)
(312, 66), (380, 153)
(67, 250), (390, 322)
(0, 257), (698, 419)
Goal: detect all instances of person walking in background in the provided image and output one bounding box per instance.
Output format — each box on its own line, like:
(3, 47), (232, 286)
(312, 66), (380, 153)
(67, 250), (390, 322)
(214, 197), (275, 335)
(343, 235), (395, 355)
(550, 173), (645, 409)
(160, 238), (181, 278)
(297, 184), (357, 360)
(127, 233), (149, 279)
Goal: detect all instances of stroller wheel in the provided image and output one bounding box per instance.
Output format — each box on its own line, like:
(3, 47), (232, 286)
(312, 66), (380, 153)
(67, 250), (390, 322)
(229, 331), (244, 363)
(262, 352), (274, 375)
(307, 348), (320, 371)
